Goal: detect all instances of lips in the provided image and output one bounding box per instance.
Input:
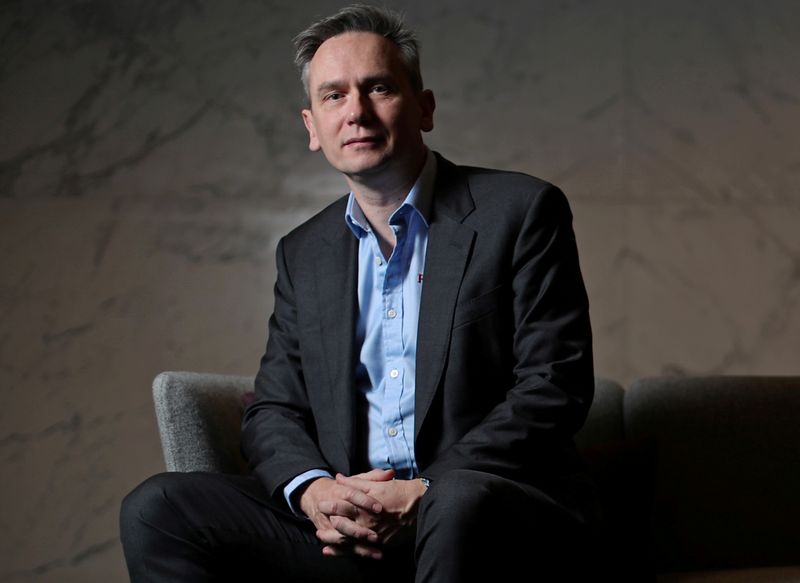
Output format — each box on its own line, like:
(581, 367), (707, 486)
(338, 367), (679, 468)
(344, 136), (383, 146)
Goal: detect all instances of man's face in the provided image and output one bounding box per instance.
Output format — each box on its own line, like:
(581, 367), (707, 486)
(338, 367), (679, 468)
(301, 32), (435, 180)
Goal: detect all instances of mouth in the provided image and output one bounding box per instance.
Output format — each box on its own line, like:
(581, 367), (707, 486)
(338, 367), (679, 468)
(343, 136), (383, 147)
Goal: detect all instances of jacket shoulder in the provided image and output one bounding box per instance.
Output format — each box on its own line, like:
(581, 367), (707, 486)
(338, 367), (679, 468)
(279, 194), (349, 252)
(451, 162), (572, 219)
(465, 165), (560, 198)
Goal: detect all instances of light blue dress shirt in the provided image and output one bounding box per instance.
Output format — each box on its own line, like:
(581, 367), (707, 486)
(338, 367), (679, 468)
(283, 151), (437, 513)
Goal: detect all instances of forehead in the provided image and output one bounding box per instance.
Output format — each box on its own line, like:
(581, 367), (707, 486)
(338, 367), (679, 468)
(307, 32), (405, 87)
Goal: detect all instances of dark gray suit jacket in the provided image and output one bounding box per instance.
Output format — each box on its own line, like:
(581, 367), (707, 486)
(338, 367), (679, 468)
(241, 153), (594, 504)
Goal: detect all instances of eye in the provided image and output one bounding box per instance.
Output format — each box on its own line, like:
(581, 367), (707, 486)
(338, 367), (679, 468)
(323, 91), (344, 102)
(370, 84), (390, 94)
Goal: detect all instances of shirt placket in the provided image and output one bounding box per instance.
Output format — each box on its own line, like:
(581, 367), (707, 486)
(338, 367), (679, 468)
(381, 220), (409, 471)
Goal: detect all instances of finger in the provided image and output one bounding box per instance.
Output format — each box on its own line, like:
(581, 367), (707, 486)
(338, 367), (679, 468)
(315, 527), (347, 546)
(337, 482), (383, 513)
(329, 515), (379, 543)
(308, 510), (334, 533)
(321, 503), (380, 531)
(321, 543), (383, 560)
(321, 544), (342, 557)
(352, 543), (383, 560)
(318, 499), (358, 518)
(349, 468), (395, 481)
(335, 473), (373, 490)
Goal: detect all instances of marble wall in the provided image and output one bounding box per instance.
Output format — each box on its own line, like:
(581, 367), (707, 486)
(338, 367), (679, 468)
(1, 0), (798, 580)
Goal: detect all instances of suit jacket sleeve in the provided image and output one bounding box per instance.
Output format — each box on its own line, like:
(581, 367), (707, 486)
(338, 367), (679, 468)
(241, 236), (333, 497)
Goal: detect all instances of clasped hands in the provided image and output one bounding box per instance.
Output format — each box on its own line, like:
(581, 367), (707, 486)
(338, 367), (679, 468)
(298, 468), (427, 560)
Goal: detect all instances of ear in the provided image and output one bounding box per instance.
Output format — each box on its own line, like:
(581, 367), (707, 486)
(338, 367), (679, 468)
(301, 109), (321, 151)
(418, 89), (436, 133)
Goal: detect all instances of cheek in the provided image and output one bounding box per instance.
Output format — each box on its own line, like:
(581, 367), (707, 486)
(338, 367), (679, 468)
(393, 106), (422, 131)
(318, 118), (343, 141)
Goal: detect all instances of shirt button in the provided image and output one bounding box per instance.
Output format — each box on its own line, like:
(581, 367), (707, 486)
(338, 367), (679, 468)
(389, 369), (399, 379)
(387, 308), (397, 319)
(387, 427), (398, 437)
(375, 256), (384, 266)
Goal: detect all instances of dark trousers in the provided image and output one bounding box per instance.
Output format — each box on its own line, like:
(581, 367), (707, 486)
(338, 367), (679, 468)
(120, 469), (592, 582)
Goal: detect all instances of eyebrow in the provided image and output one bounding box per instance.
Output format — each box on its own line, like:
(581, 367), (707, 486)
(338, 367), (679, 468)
(314, 75), (395, 96)
(314, 80), (345, 96)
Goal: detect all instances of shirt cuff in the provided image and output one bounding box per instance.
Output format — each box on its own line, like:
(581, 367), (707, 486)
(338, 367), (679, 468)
(283, 469), (334, 517)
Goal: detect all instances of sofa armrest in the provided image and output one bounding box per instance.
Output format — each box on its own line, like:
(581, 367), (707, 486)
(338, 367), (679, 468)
(152, 371), (253, 474)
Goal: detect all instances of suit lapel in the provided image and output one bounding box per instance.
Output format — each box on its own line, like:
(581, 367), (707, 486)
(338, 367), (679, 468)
(316, 222), (359, 470)
(415, 156), (476, 438)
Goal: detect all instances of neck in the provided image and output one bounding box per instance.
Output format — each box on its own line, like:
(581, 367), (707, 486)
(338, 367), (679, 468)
(348, 148), (428, 259)
(346, 148), (427, 212)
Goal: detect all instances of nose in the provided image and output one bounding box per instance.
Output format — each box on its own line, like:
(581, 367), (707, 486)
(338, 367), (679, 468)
(347, 93), (372, 125)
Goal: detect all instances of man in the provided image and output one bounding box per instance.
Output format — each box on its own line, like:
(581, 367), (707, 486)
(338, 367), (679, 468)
(121, 5), (594, 581)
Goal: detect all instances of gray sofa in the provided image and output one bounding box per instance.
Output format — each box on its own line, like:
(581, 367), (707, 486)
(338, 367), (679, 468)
(152, 372), (800, 581)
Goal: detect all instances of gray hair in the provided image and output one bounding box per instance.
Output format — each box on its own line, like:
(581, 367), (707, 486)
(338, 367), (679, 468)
(294, 4), (423, 102)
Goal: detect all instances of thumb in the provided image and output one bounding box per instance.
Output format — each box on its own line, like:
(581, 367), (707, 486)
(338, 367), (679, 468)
(340, 468), (395, 482)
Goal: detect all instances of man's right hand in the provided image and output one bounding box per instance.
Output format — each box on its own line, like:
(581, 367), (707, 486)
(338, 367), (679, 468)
(298, 476), (386, 559)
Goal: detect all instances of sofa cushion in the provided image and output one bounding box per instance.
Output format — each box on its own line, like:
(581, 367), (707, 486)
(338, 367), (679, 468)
(625, 376), (800, 573)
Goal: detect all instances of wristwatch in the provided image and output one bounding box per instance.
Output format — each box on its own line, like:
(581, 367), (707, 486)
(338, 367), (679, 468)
(419, 477), (432, 489)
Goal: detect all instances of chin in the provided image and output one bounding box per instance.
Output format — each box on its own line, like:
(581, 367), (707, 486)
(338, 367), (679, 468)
(338, 154), (391, 176)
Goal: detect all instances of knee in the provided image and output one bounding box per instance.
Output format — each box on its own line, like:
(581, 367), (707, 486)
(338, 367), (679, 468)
(417, 470), (495, 534)
(120, 472), (183, 536)
(415, 470), (514, 579)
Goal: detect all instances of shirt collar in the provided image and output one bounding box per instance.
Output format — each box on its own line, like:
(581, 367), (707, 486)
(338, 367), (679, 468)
(345, 149), (437, 237)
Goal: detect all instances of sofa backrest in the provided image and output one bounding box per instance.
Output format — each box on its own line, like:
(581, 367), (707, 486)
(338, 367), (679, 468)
(625, 376), (800, 573)
(575, 377), (626, 448)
